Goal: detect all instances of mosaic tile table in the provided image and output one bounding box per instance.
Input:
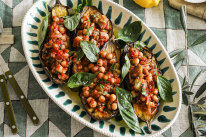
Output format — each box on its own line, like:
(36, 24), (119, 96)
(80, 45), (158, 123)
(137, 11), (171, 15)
(0, 0), (206, 137)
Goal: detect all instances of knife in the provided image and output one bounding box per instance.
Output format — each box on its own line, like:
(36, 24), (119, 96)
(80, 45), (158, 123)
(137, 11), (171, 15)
(0, 55), (40, 125)
(0, 67), (18, 134)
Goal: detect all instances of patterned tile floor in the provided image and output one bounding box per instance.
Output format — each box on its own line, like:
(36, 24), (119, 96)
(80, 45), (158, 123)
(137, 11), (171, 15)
(0, 0), (206, 137)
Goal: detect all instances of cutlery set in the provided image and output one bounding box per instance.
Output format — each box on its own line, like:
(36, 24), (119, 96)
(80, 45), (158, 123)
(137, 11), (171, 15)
(0, 17), (39, 134)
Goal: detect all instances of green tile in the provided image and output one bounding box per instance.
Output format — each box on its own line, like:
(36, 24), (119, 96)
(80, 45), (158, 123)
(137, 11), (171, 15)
(13, 0), (23, 8)
(13, 27), (24, 56)
(0, 123), (3, 137)
(123, 0), (145, 21)
(31, 120), (49, 137)
(49, 100), (71, 137)
(162, 128), (172, 137)
(0, 1), (12, 27)
(163, 0), (182, 29)
(188, 30), (206, 64)
(28, 71), (48, 99)
(179, 127), (195, 137)
(4, 101), (26, 137)
(74, 127), (93, 137)
(1, 46), (11, 63)
(8, 62), (27, 75)
(189, 66), (206, 84)
(151, 27), (167, 48)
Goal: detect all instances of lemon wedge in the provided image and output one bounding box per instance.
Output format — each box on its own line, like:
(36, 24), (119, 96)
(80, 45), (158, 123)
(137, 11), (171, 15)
(133, 0), (160, 8)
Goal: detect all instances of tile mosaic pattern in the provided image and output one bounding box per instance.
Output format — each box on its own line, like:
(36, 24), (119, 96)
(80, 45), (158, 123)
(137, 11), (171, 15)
(0, 0), (205, 136)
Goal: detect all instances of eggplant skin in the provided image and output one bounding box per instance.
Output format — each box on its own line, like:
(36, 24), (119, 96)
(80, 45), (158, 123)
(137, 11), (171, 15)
(80, 41), (120, 120)
(122, 43), (160, 129)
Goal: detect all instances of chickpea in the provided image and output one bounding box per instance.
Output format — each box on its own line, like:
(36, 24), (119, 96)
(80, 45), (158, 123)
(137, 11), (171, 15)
(90, 100), (97, 108)
(131, 91), (137, 98)
(139, 52), (143, 58)
(150, 102), (155, 108)
(115, 63), (120, 69)
(140, 96), (146, 102)
(97, 59), (103, 66)
(132, 58), (139, 66)
(87, 97), (93, 103)
(83, 29), (87, 35)
(83, 90), (90, 97)
(108, 78), (115, 84)
(111, 103), (118, 110)
(84, 67), (89, 72)
(116, 70), (121, 75)
(152, 95), (159, 102)
(100, 51), (107, 58)
(99, 67), (105, 73)
(76, 61), (81, 65)
(106, 53), (113, 60)
(110, 94), (116, 102)
(109, 59), (116, 64)
(103, 74), (109, 80)
(93, 78), (98, 83)
(153, 89), (158, 95)
(99, 95), (105, 103)
(88, 63), (94, 69)
(92, 66), (99, 72)
(97, 73), (104, 79)
(59, 26), (66, 34)
(82, 86), (89, 92)
(89, 82), (96, 88)
(73, 52), (77, 57)
(77, 65), (83, 70)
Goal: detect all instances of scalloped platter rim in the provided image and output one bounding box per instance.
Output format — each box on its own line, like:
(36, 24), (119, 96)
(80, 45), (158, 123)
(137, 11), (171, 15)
(21, 0), (182, 137)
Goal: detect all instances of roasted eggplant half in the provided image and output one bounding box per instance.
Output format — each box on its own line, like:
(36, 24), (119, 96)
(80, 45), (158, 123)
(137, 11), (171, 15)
(39, 2), (72, 84)
(80, 41), (121, 120)
(72, 6), (113, 50)
(123, 43), (160, 133)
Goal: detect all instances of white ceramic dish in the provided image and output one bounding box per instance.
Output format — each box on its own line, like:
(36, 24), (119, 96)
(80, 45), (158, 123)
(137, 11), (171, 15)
(21, 0), (182, 136)
(184, 0), (206, 3)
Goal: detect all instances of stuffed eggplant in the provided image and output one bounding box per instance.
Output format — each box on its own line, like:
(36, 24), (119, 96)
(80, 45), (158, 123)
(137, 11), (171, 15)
(72, 6), (113, 74)
(39, 3), (72, 84)
(80, 41), (121, 120)
(123, 43), (160, 133)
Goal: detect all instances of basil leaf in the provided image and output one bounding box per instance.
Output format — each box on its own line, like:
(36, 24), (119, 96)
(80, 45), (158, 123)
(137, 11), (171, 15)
(38, 2), (50, 47)
(80, 41), (100, 62)
(121, 54), (131, 81)
(115, 87), (142, 133)
(157, 75), (173, 102)
(118, 21), (142, 42)
(134, 41), (146, 50)
(110, 63), (116, 71)
(67, 72), (96, 88)
(68, 51), (75, 56)
(76, 50), (84, 61)
(86, 26), (94, 36)
(63, 13), (80, 31)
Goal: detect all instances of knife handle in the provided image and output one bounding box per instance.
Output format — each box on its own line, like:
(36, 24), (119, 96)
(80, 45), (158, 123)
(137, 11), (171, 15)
(0, 74), (18, 134)
(5, 71), (40, 125)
